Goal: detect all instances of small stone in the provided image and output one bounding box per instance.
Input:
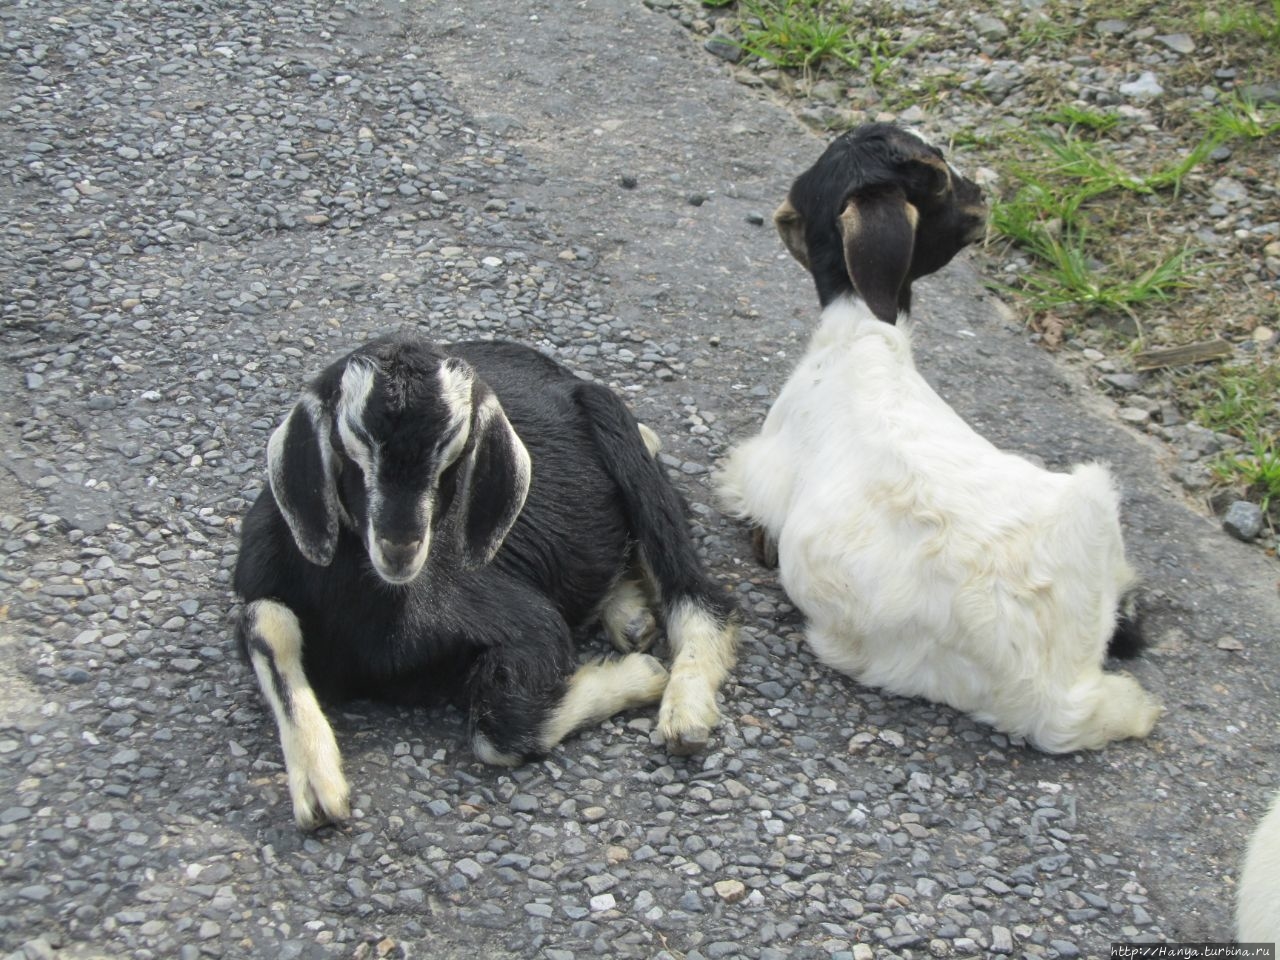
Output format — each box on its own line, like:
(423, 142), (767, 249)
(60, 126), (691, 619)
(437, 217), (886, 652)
(589, 892), (617, 912)
(1217, 636), (1244, 652)
(584, 874), (618, 896)
(705, 32), (742, 63)
(1211, 177), (1248, 204)
(1119, 71), (1163, 99)
(714, 879), (748, 903)
(1096, 19), (1129, 34)
(991, 925), (1014, 954)
(1118, 407), (1150, 424)
(1222, 500), (1264, 541)
(972, 14), (1009, 40)
(1100, 373), (1143, 392)
(619, 174), (638, 189)
(1155, 33), (1195, 54)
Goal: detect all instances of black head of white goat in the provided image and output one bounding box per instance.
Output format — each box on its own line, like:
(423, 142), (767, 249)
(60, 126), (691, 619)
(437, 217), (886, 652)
(773, 123), (989, 321)
(267, 337), (530, 583)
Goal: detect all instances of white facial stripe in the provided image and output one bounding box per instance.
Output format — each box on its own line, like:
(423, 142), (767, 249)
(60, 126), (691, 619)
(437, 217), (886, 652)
(334, 358), (383, 556)
(336, 359), (377, 472)
(435, 359), (474, 467)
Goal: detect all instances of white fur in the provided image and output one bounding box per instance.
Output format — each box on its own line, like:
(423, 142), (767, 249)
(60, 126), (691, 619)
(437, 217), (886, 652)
(538, 653), (669, 750)
(717, 297), (1160, 752)
(658, 598), (738, 754)
(244, 600), (350, 828)
(1238, 788), (1280, 941)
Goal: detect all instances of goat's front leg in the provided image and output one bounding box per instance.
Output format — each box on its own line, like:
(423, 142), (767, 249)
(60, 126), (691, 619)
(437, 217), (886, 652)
(241, 599), (350, 829)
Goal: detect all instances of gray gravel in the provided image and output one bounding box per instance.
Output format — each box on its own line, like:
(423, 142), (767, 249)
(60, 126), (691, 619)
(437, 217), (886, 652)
(2, 1), (1279, 958)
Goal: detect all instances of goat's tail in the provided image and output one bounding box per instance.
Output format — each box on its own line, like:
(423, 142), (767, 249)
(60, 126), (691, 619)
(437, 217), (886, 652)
(1056, 463), (1149, 662)
(574, 382), (738, 753)
(1108, 589), (1148, 660)
(573, 382), (736, 623)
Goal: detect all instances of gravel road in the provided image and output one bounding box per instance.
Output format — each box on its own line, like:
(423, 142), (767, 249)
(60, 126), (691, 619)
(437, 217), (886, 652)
(2, 1), (1278, 958)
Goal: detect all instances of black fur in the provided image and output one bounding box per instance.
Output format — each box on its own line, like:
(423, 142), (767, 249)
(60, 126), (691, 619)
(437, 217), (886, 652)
(783, 123), (987, 311)
(1108, 592), (1149, 660)
(235, 333), (729, 759)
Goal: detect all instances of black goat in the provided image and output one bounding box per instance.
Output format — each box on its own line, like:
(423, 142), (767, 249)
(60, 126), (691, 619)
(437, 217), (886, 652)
(234, 333), (737, 828)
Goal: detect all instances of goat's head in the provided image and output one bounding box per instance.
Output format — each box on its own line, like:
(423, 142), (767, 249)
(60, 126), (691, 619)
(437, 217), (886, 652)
(266, 334), (531, 584)
(774, 123), (988, 322)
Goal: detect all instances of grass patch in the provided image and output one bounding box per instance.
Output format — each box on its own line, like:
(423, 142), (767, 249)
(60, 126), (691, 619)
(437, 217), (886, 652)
(1212, 435), (1280, 513)
(733, 0), (863, 70)
(1196, 363), (1280, 436)
(1196, 363), (1280, 510)
(1201, 92), (1280, 141)
(1200, 0), (1280, 47)
(1040, 105), (1122, 134)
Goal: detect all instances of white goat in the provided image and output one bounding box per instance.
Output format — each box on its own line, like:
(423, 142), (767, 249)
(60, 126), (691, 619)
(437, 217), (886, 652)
(1238, 788), (1280, 941)
(716, 123), (1160, 753)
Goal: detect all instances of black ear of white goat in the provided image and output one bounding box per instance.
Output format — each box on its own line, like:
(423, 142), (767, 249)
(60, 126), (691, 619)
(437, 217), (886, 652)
(235, 333), (738, 829)
(773, 122), (988, 320)
(718, 123), (1160, 754)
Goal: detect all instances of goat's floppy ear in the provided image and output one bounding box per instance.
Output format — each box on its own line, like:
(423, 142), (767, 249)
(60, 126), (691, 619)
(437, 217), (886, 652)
(839, 185), (919, 324)
(267, 391), (341, 566)
(452, 381), (532, 569)
(773, 197), (810, 270)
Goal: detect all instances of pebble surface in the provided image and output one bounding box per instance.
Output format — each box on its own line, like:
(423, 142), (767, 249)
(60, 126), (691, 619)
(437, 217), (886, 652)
(2, 1), (1279, 958)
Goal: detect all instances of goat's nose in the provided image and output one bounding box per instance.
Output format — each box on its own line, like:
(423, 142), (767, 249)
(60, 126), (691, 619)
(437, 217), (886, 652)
(376, 536), (422, 571)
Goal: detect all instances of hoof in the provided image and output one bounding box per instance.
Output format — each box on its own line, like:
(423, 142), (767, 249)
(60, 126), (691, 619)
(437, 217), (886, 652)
(750, 525), (778, 569)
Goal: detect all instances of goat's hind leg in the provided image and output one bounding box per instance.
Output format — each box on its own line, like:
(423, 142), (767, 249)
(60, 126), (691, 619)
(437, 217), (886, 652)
(468, 597), (669, 765)
(241, 599), (350, 829)
(658, 596), (738, 755)
(600, 571), (660, 654)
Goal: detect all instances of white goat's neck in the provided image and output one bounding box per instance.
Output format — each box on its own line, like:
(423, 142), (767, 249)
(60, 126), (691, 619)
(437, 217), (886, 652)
(811, 295), (910, 351)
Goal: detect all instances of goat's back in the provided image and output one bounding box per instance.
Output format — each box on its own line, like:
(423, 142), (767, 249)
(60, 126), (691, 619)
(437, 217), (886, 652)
(730, 305), (1132, 689)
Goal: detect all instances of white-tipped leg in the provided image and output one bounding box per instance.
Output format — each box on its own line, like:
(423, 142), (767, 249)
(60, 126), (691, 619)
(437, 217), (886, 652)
(472, 731), (523, 767)
(243, 599), (350, 830)
(1030, 672), (1162, 754)
(658, 599), (739, 755)
(637, 422), (662, 458)
(538, 653), (669, 752)
(599, 576), (660, 653)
